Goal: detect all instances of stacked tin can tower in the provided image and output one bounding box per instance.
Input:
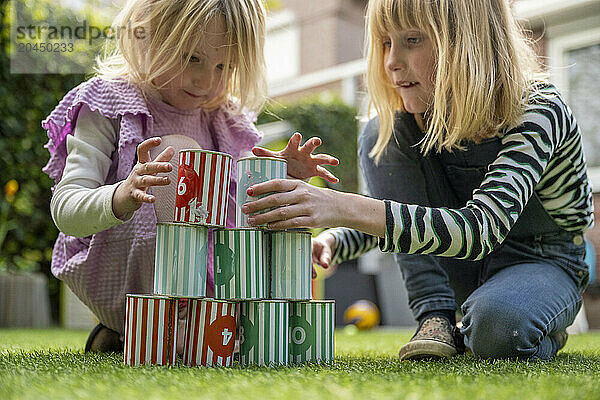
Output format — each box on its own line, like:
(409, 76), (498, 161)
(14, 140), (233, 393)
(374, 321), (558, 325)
(123, 149), (335, 367)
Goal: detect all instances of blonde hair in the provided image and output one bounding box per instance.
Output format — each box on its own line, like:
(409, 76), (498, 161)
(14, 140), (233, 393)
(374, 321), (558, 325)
(366, 0), (543, 162)
(95, 0), (267, 113)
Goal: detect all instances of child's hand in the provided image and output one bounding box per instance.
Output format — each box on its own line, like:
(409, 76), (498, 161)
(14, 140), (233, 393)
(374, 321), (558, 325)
(251, 132), (339, 184)
(241, 178), (340, 230)
(311, 233), (337, 278)
(112, 137), (175, 220)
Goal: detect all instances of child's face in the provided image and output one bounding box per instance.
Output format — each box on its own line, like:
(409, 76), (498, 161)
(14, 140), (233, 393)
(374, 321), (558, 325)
(154, 18), (231, 111)
(382, 29), (436, 114)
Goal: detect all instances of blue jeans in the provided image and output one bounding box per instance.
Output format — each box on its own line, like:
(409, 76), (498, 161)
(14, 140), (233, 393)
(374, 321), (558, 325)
(358, 116), (589, 360)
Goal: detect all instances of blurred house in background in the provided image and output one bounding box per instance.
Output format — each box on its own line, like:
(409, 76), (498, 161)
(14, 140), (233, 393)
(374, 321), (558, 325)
(262, 0), (600, 327)
(265, 0), (368, 107)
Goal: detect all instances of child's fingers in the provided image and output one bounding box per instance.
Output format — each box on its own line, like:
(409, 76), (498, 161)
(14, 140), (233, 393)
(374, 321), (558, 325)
(245, 200), (307, 227)
(251, 146), (277, 157)
(154, 145), (175, 162)
(312, 153), (339, 166)
(312, 266), (317, 279)
(246, 178), (295, 198)
(285, 132), (302, 150)
(137, 137), (162, 164)
(312, 246), (323, 265)
(133, 188), (155, 203)
(312, 240), (331, 269)
(316, 165), (339, 184)
(319, 248), (332, 268)
(311, 243), (330, 269)
(242, 191), (299, 218)
(300, 137), (322, 154)
(137, 174), (170, 188)
(263, 215), (314, 231)
(136, 161), (172, 176)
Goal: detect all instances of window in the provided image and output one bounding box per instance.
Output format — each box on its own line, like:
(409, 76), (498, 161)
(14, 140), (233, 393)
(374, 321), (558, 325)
(264, 10), (300, 84)
(548, 20), (600, 189)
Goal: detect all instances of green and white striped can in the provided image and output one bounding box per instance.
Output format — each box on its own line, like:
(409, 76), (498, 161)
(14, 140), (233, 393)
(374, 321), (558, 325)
(213, 228), (267, 300)
(236, 156), (287, 227)
(154, 223), (209, 297)
(269, 230), (312, 300)
(289, 300), (335, 364)
(239, 300), (289, 367)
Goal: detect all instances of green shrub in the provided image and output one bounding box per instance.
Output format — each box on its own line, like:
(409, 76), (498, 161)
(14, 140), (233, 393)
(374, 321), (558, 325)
(258, 95), (359, 193)
(0, 0), (88, 320)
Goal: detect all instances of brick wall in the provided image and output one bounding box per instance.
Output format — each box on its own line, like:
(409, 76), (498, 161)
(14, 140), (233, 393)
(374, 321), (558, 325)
(279, 0), (366, 74)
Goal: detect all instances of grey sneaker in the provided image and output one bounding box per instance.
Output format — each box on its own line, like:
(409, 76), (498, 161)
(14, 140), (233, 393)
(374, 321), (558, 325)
(552, 330), (568, 352)
(398, 315), (463, 361)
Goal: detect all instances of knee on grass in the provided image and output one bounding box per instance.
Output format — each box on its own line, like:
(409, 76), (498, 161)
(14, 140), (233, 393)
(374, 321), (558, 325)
(461, 298), (543, 359)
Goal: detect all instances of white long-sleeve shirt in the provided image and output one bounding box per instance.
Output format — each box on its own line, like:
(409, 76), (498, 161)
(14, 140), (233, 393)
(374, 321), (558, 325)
(50, 106), (127, 237)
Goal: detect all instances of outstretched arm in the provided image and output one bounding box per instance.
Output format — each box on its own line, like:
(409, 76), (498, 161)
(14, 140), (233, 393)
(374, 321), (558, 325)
(245, 86), (590, 261)
(251, 132), (340, 183)
(241, 178), (386, 237)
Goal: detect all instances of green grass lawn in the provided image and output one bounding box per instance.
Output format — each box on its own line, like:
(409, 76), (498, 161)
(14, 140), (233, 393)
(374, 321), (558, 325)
(1, 328), (600, 400)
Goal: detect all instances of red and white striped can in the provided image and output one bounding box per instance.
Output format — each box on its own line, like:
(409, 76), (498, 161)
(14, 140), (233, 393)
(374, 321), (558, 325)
(124, 294), (178, 367)
(174, 149), (232, 226)
(182, 298), (238, 367)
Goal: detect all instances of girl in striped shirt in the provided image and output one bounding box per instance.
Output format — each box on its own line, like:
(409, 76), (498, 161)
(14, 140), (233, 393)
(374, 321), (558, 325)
(244, 0), (593, 361)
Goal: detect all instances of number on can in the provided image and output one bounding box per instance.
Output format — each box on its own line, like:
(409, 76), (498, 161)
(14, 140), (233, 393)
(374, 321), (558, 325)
(292, 326), (306, 345)
(177, 176), (187, 195)
(222, 328), (233, 346)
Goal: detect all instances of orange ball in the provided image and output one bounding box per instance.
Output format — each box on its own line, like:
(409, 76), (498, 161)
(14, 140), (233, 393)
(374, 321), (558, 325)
(343, 300), (380, 330)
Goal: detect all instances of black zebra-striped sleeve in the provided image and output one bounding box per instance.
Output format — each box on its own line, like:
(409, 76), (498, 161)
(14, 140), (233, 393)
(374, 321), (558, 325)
(379, 85), (593, 260)
(325, 227), (379, 265)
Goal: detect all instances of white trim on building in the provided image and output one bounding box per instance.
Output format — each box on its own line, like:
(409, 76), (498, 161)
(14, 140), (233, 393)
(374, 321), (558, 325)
(515, 0), (600, 26)
(269, 58), (366, 98)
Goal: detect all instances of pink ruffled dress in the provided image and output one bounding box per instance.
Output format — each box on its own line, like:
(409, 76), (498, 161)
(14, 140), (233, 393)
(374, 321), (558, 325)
(42, 77), (261, 334)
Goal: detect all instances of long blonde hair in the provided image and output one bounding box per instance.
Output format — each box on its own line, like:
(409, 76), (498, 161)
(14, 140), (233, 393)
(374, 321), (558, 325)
(366, 0), (543, 162)
(95, 0), (267, 113)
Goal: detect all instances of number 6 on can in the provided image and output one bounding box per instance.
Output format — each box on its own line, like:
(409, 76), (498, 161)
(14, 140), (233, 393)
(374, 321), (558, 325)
(175, 149), (232, 227)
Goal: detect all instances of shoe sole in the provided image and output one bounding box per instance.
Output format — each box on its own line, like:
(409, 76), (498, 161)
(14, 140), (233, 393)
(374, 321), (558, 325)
(85, 323), (105, 353)
(553, 331), (568, 352)
(85, 323), (123, 353)
(398, 339), (458, 361)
